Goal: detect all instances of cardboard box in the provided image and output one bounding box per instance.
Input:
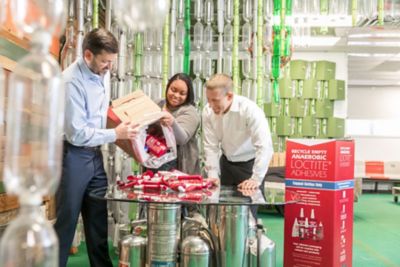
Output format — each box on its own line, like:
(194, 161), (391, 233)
(290, 60), (309, 80)
(279, 78), (295, 98)
(289, 98), (306, 117)
(276, 116), (294, 136)
(302, 116), (317, 137)
(315, 60), (336, 81)
(284, 139), (354, 267)
(264, 101), (281, 117)
(107, 90), (164, 160)
(327, 117), (345, 138)
(0, 193), (19, 213)
(328, 79), (345, 100)
(302, 79), (318, 99)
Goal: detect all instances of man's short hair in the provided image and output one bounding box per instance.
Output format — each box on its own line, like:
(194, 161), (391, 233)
(205, 74), (233, 94)
(82, 28), (118, 55)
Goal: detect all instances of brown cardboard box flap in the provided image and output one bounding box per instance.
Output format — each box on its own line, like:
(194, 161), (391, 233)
(107, 90), (164, 158)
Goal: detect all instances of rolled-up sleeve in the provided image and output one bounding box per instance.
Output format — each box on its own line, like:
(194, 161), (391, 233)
(202, 107), (221, 179)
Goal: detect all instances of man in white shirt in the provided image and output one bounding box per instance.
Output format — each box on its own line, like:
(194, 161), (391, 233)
(202, 74), (273, 190)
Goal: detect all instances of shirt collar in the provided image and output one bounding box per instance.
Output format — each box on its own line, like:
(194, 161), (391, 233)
(228, 94), (240, 113)
(78, 57), (103, 82)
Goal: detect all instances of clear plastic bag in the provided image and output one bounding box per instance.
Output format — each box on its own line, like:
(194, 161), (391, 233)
(131, 123), (177, 169)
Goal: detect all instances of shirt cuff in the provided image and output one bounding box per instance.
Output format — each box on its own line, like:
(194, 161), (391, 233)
(250, 176), (263, 185)
(104, 128), (117, 143)
(207, 170), (219, 179)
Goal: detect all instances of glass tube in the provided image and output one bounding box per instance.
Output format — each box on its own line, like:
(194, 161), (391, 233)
(193, 76), (203, 104)
(243, 0), (253, 22)
(0, 205), (58, 266)
(264, 0), (273, 22)
(142, 77), (152, 97)
(144, 30), (154, 51)
(225, 0), (234, 22)
(151, 79), (163, 101)
(202, 57), (213, 79)
(242, 22), (252, 50)
(223, 23), (233, 51)
(154, 28), (163, 51)
(242, 57), (252, 79)
(223, 53), (233, 76)
(11, 0), (66, 35)
(204, 0), (214, 24)
(203, 24), (214, 52)
(193, 21), (204, 50)
(176, 21), (185, 50)
(4, 34), (65, 201)
(152, 52), (163, 78)
(177, 0), (185, 21)
(193, 52), (203, 77)
(241, 79), (252, 98)
(194, 0), (204, 21)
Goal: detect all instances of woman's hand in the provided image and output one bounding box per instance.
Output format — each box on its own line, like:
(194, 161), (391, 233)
(160, 111), (174, 127)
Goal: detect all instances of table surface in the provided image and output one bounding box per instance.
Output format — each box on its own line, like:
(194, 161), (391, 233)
(89, 183), (301, 206)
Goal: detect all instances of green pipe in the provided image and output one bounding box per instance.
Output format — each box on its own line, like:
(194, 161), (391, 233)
(351, 0), (357, 26)
(256, 0), (263, 107)
(273, 0), (280, 14)
(273, 79), (280, 103)
(279, 0), (286, 56)
(232, 0), (240, 94)
(162, 12), (170, 94)
(378, 0), (384, 26)
(92, 0), (99, 28)
(183, 0), (191, 74)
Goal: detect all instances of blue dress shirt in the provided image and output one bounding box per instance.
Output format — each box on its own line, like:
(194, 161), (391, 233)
(63, 58), (116, 147)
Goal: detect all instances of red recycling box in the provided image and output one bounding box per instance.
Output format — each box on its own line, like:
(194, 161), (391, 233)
(284, 139), (354, 267)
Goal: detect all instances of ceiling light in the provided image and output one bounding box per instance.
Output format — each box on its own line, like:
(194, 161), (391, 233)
(347, 41), (400, 46)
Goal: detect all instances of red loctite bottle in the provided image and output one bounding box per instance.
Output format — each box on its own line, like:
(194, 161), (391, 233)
(145, 135), (168, 157)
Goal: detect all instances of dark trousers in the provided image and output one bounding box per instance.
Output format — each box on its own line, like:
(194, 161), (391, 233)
(54, 143), (113, 267)
(220, 154), (265, 218)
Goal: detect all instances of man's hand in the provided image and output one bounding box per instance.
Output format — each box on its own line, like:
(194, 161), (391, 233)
(238, 179), (260, 190)
(205, 177), (220, 187)
(115, 122), (140, 140)
(159, 111), (174, 127)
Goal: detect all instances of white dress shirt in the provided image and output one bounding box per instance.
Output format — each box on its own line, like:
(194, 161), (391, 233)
(202, 95), (273, 183)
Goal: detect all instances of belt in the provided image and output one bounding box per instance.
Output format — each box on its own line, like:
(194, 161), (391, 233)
(64, 141), (101, 152)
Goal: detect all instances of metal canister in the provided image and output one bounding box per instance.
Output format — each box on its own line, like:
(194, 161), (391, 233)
(147, 204), (181, 267)
(208, 205), (249, 267)
(248, 222), (276, 267)
(118, 234), (147, 267)
(180, 235), (210, 267)
(248, 235), (276, 267)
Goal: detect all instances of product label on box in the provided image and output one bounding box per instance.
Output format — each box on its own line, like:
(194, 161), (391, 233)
(284, 139), (354, 267)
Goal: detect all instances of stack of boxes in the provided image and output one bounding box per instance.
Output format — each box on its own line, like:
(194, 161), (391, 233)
(265, 59), (346, 162)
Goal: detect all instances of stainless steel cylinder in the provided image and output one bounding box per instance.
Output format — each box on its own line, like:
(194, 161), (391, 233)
(249, 235), (276, 267)
(119, 235), (147, 267)
(208, 205), (249, 267)
(180, 235), (210, 267)
(147, 204), (181, 266)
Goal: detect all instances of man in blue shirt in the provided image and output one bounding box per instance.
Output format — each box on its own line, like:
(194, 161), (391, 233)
(55, 28), (139, 267)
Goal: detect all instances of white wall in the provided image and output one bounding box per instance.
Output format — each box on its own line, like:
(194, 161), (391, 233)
(293, 52), (400, 161)
(347, 86), (400, 161)
(348, 87), (400, 119)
